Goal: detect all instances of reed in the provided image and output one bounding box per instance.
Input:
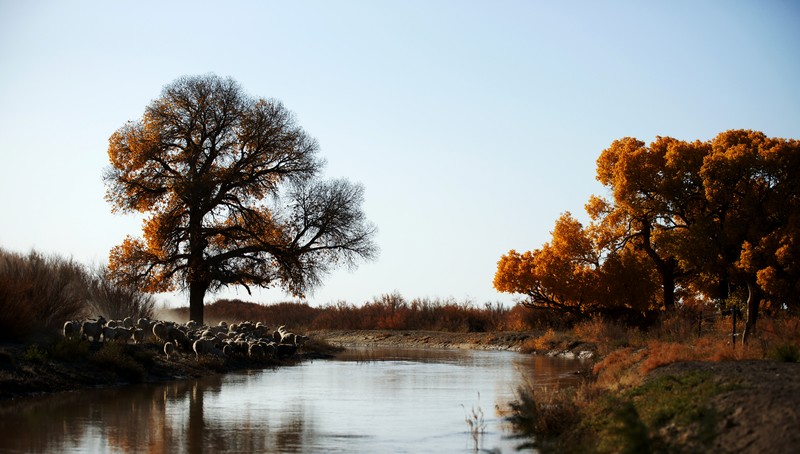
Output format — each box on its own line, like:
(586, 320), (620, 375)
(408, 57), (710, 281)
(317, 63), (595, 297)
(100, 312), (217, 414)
(462, 393), (486, 452)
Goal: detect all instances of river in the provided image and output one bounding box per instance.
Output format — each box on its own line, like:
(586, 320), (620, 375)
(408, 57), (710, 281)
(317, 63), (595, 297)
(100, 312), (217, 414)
(0, 347), (584, 453)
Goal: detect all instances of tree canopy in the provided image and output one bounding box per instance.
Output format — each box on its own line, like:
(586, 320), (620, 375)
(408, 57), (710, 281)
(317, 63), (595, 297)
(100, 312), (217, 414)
(104, 74), (377, 323)
(495, 130), (800, 335)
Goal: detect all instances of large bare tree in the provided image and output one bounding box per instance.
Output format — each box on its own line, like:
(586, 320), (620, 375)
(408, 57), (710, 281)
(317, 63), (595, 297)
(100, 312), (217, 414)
(104, 74), (377, 323)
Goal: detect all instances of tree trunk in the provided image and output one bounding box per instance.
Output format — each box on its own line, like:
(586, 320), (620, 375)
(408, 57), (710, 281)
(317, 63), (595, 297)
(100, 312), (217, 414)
(742, 281), (760, 345)
(187, 208), (208, 325)
(661, 266), (676, 311)
(189, 279), (208, 325)
(639, 222), (678, 312)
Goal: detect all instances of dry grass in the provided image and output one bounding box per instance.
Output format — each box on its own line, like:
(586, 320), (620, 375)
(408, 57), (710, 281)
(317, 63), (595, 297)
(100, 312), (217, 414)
(590, 314), (787, 391)
(507, 380), (583, 450)
(520, 328), (575, 353)
(511, 314), (800, 450)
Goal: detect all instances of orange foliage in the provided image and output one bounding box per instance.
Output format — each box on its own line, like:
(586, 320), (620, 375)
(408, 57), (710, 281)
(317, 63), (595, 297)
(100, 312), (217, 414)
(500, 130), (800, 334)
(495, 213), (658, 320)
(494, 213), (599, 315)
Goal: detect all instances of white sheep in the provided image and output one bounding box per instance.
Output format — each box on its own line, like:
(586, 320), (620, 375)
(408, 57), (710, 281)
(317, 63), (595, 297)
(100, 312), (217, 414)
(168, 327), (189, 348)
(132, 328), (145, 344)
(63, 320), (81, 339)
(115, 326), (133, 343)
(81, 316), (107, 342)
(262, 341), (277, 359)
(164, 341), (175, 359)
(277, 326), (306, 346)
(192, 338), (216, 360)
(153, 323), (169, 342)
(102, 326), (119, 342)
(222, 343), (233, 356)
(248, 342), (265, 358)
(136, 318), (150, 331)
(294, 334), (309, 347)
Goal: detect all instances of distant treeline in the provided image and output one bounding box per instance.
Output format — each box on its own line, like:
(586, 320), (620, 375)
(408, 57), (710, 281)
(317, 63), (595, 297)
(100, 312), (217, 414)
(165, 294), (544, 333)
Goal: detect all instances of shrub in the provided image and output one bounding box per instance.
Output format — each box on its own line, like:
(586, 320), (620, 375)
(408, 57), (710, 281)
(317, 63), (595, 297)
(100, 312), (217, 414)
(768, 343), (800, 362)
(166, 299), (322, 328)
(22, 343), (48, 363)
(48, 337), (90, 361)
(0, 248), (89, 339)
(573, 318), (637, 354)
(86, 264), (155, 320)
(90, 343), (146, 382)
(507, 383), (581, 450)
(595, 399), (653, 454)
(520, 328), (576, 353)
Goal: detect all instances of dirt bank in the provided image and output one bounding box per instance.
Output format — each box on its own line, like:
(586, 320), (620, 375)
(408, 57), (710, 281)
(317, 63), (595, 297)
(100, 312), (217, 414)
(312, 329), (532, 350)
(0, 339), (336, 401)
(649, 360), (800, 453)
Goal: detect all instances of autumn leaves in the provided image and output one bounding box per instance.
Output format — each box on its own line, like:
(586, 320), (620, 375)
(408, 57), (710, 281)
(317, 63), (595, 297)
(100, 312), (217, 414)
(496, 130), (800, 330)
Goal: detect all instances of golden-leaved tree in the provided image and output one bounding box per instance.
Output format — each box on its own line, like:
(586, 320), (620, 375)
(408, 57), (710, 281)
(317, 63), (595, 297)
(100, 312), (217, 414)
(494, 213), (658, 320)
(496, 130), (800, 335)
(104, 74), (377, 324)
(698, 130), (800, 340)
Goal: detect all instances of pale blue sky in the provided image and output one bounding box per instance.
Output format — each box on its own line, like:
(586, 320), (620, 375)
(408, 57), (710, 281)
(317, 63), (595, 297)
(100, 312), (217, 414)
(1, 1), (798, 307)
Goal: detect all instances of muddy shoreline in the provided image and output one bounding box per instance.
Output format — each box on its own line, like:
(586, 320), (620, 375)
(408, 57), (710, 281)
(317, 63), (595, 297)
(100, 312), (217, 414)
(312, 329), (532, 351)
(0, 329), (587, 401)
(0, 339), (332, 401)
(311, 329), (598, 358)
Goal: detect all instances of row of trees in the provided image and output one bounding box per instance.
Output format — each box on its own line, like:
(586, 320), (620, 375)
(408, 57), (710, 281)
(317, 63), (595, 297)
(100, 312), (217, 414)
(495, 130), (800, 340)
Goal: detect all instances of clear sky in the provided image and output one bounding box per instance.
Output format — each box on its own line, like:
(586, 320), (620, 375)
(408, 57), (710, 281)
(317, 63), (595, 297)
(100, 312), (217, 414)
(1, 1), (798, 308)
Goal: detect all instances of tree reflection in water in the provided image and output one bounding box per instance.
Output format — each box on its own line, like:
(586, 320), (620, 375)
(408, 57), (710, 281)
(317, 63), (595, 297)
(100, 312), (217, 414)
(0, 374), (320, 453)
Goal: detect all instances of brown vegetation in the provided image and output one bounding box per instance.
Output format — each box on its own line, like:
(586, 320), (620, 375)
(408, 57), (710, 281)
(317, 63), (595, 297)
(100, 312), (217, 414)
(508, 313), (800, 453)
(164, 293), (534, 334)
(0, 248), (155, 341)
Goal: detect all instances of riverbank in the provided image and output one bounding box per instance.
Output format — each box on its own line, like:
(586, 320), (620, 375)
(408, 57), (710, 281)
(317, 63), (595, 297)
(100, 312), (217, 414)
(0, 329), (589, 401)
(313, 329), (532, 351)
(0, 336), (340, 400)
(312, 329), (598, 358)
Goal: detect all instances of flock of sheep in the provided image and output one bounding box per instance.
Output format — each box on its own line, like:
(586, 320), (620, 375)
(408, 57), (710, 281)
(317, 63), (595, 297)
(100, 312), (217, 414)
(63, 316), (309, 361)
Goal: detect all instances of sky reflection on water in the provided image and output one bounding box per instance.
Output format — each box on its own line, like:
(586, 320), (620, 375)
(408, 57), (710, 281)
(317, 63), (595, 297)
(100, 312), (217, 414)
(0, 348), (583, 453)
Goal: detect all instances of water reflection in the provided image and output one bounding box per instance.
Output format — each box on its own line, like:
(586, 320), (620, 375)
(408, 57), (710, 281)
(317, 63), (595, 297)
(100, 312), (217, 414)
(0, 348), (583, 453)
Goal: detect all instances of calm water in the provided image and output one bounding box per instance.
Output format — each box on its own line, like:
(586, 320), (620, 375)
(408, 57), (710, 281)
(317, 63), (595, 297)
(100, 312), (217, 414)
(0, 347), (583, 453)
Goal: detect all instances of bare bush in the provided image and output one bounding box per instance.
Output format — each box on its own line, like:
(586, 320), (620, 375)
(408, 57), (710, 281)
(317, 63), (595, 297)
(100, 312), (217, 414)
(0, 248), (89, 339)
(86, 265), (155, 320)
